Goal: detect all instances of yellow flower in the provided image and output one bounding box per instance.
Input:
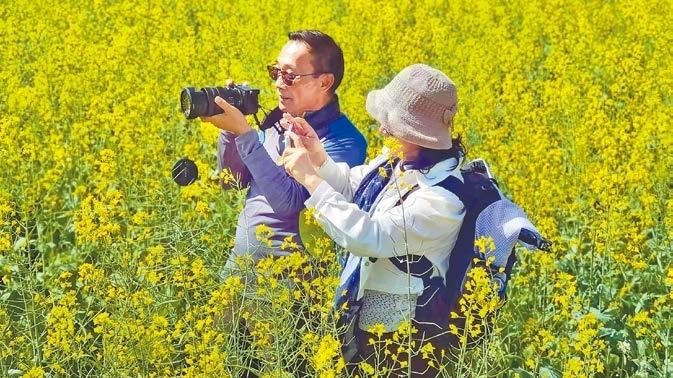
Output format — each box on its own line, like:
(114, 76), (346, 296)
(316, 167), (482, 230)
(2, 0), (672, 375)
(359, 361), (375, 375)
(255, 224), (274, 247)
(312, 334), (345, 377)
(367, 323), (387, 338)
(0, 233), (10, 254)
(420, 341), (436, 359)
(58, 271), (73, 290)
(628, 310), (654, 338)
(665, 266), (673, 287)
(382, 136), (404, 159)
(474, 235), (496, 255)
(280, 234), (300, 251)
(562, 357), (587, 378)
(22, 366), (46, 378)
(219, 168), (238, 187)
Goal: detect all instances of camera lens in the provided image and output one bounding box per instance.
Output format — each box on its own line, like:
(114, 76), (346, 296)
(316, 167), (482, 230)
(180, 87), (210, 119)
(206, 87), (226, 117)
(180, 85), (259, 118)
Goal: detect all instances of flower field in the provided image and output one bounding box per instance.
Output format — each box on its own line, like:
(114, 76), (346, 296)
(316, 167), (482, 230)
(1, 0), (672, 377)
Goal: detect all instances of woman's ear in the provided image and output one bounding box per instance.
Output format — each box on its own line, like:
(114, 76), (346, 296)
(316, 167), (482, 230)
(320, 73), (335, 93)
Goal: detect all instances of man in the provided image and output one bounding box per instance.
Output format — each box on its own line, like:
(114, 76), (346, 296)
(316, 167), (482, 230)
(203, 30), (366, 377)
(202, 29), (367, 274)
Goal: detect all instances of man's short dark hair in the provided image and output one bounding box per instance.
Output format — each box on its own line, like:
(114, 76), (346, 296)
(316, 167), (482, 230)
(288, 30), (344, 93)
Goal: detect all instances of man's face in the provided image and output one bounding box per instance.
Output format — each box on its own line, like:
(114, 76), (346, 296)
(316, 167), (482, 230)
(273, 41), (326, 116)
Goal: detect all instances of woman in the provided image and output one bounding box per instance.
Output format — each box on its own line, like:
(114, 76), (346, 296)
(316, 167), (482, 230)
(281, 64), (465, 377)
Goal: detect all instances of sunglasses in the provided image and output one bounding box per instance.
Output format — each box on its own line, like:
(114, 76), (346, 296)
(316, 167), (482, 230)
(267, 65), (326, 86)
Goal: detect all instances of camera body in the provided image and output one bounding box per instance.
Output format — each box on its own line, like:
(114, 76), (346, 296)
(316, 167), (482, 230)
(180, 84), (260, 119)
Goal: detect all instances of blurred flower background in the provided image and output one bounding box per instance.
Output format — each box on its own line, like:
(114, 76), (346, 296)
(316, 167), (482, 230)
(0, 0), (671, 376)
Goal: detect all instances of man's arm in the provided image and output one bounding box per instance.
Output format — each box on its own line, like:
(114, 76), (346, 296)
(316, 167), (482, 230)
(236, 131), (366, 214)
(217, 131), (251, 189)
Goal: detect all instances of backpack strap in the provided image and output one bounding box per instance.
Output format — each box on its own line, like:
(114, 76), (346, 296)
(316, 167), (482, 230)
(386, 174), (467, 284)
(388, 254), (434, 281)
(436, 175), (468, 206)
(393, 174), (465, 206)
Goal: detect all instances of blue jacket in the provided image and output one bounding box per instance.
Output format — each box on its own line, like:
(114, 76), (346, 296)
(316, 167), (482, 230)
(218, 98), (367, 261)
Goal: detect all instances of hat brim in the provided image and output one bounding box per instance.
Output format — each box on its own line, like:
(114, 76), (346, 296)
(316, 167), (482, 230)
(366, 89), (453, 150)
(365, 88), (388, 126)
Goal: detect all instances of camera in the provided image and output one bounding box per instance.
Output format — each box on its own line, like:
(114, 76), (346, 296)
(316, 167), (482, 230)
(180, 84), (260, 119)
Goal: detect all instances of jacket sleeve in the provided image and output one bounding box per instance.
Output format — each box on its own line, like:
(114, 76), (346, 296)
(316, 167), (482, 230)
(217, 131), (251, 189)
(305, 182), (464, 258)
(316, 156), (376, 201)
(237, 129), (365, 214)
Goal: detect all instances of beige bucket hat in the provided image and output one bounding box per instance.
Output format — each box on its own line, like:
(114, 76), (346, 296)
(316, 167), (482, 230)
(365, 64), (458, 150)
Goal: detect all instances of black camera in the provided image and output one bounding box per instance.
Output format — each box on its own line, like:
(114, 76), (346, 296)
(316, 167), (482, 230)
(180, 84), (260, 119)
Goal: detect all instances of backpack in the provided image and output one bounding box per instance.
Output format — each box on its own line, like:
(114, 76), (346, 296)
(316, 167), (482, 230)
(385, 158), (552, 347)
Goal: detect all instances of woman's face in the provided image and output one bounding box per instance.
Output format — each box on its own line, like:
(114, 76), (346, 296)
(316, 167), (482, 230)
(378, 124), (421, 159)
(399, 139), (421, 159)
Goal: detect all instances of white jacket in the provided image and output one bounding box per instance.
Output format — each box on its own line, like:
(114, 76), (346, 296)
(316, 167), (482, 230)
(304, 151), (465, 299)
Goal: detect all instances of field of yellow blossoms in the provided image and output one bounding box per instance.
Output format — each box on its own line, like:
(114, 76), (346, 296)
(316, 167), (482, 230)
(1, 0), (672, 376)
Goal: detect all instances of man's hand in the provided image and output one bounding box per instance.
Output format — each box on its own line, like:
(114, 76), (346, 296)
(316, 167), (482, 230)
(201, 96), (253, 135)
(280, 114), (328, 169)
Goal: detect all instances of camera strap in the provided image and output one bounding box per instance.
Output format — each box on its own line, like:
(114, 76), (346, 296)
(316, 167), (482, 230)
(260, 107), (284, 131)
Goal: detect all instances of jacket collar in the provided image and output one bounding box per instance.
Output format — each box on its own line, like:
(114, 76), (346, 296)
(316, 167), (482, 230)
(410, 156), (462, 188)
(304, 96), (341, 136)
(375, 148), (462, 189)
(261, 96), (342, 136)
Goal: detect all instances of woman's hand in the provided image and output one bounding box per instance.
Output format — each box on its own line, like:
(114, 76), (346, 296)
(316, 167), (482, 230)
(280, 113), (328, 169)
(281, 134), (324, 193)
